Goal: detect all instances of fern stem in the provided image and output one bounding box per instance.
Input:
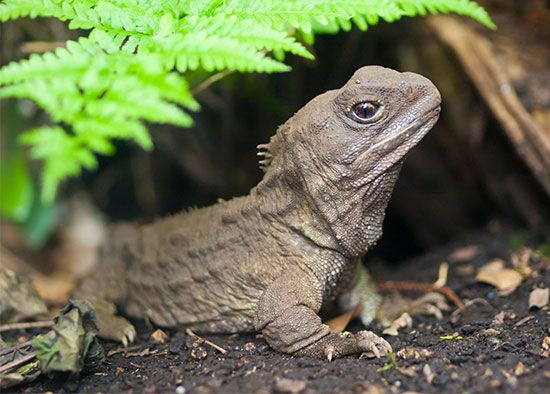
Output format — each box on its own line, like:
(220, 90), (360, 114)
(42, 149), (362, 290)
(191, 69), (233, 95)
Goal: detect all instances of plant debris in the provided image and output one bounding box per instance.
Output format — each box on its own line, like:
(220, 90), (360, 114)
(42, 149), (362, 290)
(476, 259), (523, 295)
(382, 312), (412, 336)
(32, 300), (104, 373)
(0, 300), (104, 389)
(326, 302), (362, 334)
(150, 329), (169, 344)
(185, 329), (227, 354)
(528, 288), (549, 309)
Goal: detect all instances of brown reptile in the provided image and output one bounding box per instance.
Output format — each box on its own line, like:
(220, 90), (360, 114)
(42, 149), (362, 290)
(76, 66), (441, 360)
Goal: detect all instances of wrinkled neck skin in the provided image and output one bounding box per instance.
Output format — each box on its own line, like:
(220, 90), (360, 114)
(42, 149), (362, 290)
(252, 137), (403, 258)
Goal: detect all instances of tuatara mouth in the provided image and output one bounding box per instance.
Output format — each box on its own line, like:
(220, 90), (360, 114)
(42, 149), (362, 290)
(366, 105), (441, 156)
(349, 105), (440, 190)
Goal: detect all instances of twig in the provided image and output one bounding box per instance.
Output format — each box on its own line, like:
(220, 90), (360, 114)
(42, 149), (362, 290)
(185, 329), (227, 354)
(0, 352), (36, 375)
(0, 340), (33, 357)
(0, 321), (54, 333)
(377, 281), (465, 310)
(451, 298), (490, 317)
(191, 70), (233, 95)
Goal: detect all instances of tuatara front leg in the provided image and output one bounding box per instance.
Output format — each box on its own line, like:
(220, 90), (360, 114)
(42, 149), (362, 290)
(255, 269), (391, 360)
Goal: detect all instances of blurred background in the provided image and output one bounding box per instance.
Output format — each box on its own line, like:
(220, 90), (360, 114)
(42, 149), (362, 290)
(0, 0), (548, 300)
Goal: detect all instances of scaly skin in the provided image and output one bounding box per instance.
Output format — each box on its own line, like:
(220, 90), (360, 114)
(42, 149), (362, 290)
(77, 66), (441, 359)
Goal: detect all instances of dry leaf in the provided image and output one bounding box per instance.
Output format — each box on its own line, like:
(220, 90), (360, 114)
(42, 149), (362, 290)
(476, 259), (523, 296)
(150, 329), (168, 344)
(528, 288), (549, 309)
(326, 303), (362, 334)
(383, 312), (412, 336)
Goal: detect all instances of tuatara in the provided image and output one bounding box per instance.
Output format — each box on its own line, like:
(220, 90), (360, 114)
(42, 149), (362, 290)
(76, 66), (441, 360)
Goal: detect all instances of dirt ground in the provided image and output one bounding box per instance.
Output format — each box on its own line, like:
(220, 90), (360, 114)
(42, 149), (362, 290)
(13, 226), (550, 393)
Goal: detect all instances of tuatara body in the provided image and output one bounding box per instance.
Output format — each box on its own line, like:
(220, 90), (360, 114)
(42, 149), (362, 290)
(77, 66), (441, 360)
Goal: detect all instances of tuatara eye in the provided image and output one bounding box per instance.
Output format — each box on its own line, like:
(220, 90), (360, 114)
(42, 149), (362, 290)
(350, 101), (382, 123)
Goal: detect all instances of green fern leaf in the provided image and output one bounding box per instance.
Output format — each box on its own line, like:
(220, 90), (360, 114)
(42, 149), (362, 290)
(0, 0), (495, 202)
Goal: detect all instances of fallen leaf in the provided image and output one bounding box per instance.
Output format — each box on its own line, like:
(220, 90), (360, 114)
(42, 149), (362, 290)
(326, 303), (362, 334)
(32, 300), (105, 374)
(150, 329), (168, 344)
(476, 259), (523, 296)
(528, 288), (549, 309)
(383, 312), (412, 336)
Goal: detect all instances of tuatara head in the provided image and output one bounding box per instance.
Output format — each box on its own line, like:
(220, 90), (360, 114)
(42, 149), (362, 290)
(258, 66), (441, 256)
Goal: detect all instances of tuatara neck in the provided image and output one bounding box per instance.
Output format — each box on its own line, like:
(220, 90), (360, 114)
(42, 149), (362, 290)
(251, 157), (403, 257)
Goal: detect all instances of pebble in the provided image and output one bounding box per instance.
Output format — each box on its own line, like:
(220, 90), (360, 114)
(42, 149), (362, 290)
(175, 386), (185, 394)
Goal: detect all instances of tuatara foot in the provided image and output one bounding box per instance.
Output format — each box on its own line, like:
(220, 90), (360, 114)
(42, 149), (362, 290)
(355, 330), (393, 359)
(87, 298), (136, 346)
(299, 330), (392, 361)
(95, 312), (136, 347)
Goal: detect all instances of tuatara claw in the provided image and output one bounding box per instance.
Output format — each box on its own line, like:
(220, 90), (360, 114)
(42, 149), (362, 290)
(95, 311), (137, 347)
(324, 345), (335, 362)
(356, 330), (392, 358)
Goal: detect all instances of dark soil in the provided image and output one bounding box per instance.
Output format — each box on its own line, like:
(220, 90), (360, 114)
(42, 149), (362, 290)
(15, 227), (550, 393)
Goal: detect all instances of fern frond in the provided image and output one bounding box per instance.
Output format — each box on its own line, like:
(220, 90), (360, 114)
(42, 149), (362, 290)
(0, 0), (495, 202)
(19, 126), (97, 203)
(394, 0), (495, 29)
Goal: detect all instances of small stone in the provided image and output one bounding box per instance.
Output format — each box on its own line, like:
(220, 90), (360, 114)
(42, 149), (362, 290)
(423, 364), (435, 385)
(542, 336), (550, 358)
(175, 386), (186, 394)
(490, 379), (502, 389)
(243, 342), (256, 351)
(514, 362), (527, 376)
(275, 378), (307, 393)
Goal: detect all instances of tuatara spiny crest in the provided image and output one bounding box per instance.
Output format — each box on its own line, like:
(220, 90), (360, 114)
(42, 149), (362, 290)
(76, 66), (441, 360)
